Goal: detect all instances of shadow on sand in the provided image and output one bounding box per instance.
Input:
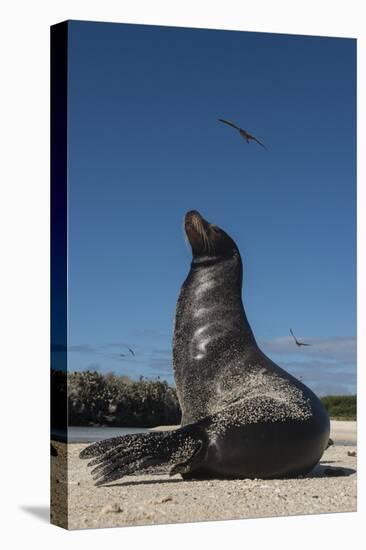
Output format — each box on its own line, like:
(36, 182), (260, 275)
(103, 477), (183, 488)
(309, 464), (356, 478)
(101, 464), (356, 488)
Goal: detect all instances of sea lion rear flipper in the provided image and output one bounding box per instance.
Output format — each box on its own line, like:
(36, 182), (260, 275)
(79, 424), (207, 486)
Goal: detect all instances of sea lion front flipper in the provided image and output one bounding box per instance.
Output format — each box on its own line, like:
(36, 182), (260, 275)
(80, 424), (208, 485)
(79, 432), (161, 460)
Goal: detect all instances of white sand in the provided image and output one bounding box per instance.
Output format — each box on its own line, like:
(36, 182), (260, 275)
(51, 421), (357, 530)
(329, 420), (356, 444)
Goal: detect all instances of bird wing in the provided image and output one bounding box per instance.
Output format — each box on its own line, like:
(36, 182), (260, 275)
(238, 128), (267, 149)
(251, 136), (267, 149)
(128, 348), (135, 356)
(291, 329), (310, 346)
(290, 328), (300, 345)
(218, 118), (240, 130)
(245, 130), (267, 149)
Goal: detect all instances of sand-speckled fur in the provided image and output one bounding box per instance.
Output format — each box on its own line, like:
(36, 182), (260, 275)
(80, 211), (330, 483)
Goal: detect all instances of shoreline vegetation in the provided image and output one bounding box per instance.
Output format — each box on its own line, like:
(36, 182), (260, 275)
(51, 369), (356, 428)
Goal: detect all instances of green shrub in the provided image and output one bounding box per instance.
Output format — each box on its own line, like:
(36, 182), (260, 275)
(64, 370), (181, 427)
(320, 395), (356, 420)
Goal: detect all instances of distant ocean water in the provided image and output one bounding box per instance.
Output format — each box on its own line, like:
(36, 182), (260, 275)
(52, 422), (356, 446)
(51, 426), (151, 443)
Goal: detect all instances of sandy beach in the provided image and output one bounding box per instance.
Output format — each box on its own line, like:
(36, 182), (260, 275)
(51, 421), (357, 530)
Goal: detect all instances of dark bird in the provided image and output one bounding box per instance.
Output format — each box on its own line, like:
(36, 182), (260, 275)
(119, 347), (134, 358)
(218, 118), (267, 149)
(290, 328), (311, 347)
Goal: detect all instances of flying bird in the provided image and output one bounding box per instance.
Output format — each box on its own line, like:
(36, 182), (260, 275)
(120, 347), (135, 357)
(218, 118), (267, 149)
(290, 328), (311, 347)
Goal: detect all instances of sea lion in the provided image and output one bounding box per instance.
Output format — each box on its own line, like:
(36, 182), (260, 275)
(80, 210), (330, 484)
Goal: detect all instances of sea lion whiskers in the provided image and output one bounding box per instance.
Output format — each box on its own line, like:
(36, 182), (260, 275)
(191, 215), (209, 252)
(183, 214), (208, 252)
(192, 216), (216, 255)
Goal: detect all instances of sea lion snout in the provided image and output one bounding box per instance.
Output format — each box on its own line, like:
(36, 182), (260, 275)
(185, 210), (206, 229)
(185, 210), (202, 219)
(184, 210), (238, 260)
(184, 210), (212, 256)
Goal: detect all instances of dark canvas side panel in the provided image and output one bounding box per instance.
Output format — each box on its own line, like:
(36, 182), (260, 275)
(50, 20), (68, 530)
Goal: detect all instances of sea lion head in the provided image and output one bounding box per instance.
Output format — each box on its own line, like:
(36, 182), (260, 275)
(184, 210), (239, 262)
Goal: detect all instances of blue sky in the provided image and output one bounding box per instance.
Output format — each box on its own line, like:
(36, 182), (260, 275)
(60, 20), (356, 396)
